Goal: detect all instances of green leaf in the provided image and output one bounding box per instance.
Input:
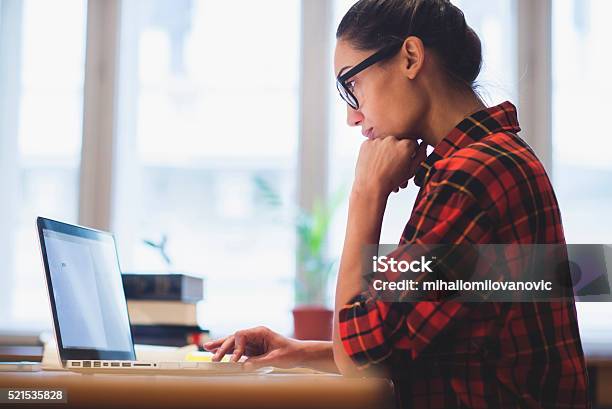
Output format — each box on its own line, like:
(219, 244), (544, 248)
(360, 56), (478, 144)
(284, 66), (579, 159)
(253, 175), (283, 207)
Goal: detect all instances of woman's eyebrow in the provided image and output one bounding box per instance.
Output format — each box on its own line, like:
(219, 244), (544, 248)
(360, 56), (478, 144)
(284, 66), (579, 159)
(337, 65), (352, 78)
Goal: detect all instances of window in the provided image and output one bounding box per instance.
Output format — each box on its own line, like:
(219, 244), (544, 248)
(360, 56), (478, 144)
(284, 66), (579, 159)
(0, 0), (608, 343)
(0, 0), (87, 329)
(552, 0), (612, 244)
(112, 0), (300, 336)
(552, 0), (612, 337)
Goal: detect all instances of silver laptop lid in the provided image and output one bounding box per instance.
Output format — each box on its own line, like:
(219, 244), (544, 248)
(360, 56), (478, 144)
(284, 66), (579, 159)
(37, 217), (136, 361)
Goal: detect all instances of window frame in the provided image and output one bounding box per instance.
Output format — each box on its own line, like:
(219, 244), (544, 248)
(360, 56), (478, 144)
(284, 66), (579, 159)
(0, 0), (24, 327)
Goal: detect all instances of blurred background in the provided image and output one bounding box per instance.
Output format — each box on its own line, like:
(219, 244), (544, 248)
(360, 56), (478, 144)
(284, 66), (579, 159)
(0, 0), (610, 343)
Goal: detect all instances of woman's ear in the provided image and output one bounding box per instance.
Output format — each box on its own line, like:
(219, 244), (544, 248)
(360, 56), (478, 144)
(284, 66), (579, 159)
(401, 36), (425, 80)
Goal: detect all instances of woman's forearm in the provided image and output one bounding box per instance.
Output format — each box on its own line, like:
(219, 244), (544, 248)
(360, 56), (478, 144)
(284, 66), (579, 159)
(289, 185), (386, 376)
(335, 186), (387, 306)
(333, 186), (388, 375)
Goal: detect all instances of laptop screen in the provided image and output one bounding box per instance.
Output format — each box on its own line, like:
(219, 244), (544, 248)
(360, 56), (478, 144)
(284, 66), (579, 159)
(37, 217), (135, 361)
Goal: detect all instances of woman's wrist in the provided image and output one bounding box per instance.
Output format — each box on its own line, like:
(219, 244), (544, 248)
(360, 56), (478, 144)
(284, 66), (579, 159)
(350, 182), (389, 205)
(293, 340), (338, 373)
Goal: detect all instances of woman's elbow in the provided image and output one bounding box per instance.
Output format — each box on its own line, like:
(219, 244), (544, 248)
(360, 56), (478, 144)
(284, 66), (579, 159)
(332, 341), (364, 377)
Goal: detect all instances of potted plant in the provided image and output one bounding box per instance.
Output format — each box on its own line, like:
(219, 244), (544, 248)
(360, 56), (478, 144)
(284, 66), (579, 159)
(254, 176), (343, 340)
(293, 199), (339, 340)
(143, 234), (173, 267)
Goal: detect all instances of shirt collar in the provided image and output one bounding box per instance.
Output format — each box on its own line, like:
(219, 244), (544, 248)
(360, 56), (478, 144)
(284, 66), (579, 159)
(413, 101), (521, 188)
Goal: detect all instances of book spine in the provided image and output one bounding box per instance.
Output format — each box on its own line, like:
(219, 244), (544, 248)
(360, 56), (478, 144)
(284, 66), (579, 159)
(122, 274), (203, 302)
(182, 275), (205, 303)
(130, 325), (209, 347)
(127, 301), (199, 326)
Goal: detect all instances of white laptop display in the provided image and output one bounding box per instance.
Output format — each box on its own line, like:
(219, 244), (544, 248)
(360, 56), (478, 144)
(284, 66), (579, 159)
(36, 217), (247, 375)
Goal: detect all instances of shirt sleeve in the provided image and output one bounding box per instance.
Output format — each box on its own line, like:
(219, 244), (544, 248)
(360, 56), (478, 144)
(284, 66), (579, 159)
(338, 180), (495, 369)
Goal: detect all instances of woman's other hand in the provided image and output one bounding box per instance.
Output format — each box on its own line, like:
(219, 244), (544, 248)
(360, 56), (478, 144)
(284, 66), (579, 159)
(203, 326), (305, 370)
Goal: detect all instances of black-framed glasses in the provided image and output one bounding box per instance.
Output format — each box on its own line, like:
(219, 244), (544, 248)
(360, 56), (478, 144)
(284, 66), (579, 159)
(336, 41), (404, 110)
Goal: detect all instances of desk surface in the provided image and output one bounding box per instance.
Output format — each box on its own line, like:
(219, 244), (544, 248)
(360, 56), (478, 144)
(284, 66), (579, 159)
(0, 370), (395, 409)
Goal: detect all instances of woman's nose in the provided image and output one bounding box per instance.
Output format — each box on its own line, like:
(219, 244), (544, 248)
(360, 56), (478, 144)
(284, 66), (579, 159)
(346, 105), (364, 127)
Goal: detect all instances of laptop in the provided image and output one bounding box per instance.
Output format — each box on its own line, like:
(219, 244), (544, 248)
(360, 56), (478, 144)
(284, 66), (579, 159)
(36, 217), (249, 375)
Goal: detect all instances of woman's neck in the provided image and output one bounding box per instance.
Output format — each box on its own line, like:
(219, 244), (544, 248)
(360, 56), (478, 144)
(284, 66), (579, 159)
(421, 88), (486, 148)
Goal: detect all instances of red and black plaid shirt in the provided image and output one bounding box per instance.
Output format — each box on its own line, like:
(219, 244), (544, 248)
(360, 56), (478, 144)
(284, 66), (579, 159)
(338, 102), (590, 408)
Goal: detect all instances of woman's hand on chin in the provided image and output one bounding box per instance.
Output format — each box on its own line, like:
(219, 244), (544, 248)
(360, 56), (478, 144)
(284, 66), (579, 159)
(353, 136), (428, 198)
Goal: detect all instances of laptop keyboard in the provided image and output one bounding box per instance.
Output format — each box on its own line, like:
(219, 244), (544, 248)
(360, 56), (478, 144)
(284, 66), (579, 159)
(68, 360), (157, 369)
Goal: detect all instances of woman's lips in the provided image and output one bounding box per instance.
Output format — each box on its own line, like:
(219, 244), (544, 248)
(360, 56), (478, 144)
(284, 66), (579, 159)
(362, 128), (374, 139)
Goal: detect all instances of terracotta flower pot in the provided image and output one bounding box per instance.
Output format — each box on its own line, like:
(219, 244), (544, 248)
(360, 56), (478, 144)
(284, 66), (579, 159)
(292, 306), (333, 341)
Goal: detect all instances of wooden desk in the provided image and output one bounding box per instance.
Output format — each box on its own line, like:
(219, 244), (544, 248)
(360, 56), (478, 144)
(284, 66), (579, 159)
(0, 370), (395, 409)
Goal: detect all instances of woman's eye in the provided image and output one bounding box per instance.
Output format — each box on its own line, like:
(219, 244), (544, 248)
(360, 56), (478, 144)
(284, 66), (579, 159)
(347, 80), (356, 92)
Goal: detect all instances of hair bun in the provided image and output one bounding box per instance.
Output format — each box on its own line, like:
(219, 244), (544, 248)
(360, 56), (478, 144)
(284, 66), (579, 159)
(337, 0), (483, 90)
(439, 1), (482, 85)
(456, 25), (482, 84)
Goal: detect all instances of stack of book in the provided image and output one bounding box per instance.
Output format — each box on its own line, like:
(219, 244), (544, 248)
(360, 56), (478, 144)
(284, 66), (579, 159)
(122, 273), (209, 347)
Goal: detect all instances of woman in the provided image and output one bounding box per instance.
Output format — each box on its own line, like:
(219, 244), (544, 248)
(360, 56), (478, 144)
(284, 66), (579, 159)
(205, 0), (589, 407)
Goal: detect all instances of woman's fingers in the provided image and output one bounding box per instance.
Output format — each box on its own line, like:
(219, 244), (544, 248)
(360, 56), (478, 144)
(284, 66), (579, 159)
(206, 326), (278, 363)
(393, 179), (410, 193)
(203, 337), (227, 352)
(406, 142), (429, 179)
(415, 141), (428, 161)
(230, 331), (247, 363)
(390, 141), (429, 194)
(212, 335), (235, 361)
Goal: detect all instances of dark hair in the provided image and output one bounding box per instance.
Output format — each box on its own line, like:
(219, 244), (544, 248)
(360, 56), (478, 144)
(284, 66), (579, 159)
(336, 0), (482, 90)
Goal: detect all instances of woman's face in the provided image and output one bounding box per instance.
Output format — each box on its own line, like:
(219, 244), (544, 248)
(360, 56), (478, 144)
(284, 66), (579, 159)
(334, 38), (428, 141)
